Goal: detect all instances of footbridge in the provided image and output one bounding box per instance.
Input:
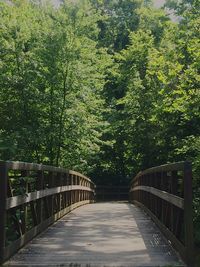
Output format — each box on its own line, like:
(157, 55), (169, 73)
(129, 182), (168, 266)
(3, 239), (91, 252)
(0, 161), (193, 266)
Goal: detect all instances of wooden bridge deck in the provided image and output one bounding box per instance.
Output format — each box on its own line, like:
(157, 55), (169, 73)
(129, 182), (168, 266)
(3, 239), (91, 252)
(5, 203), (184, 267)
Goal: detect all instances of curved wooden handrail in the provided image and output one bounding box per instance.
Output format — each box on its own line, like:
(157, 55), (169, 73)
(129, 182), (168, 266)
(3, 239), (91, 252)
(130, 186), (184, 209)
(0, 161), (95, 264)
(129, 161), (194, 266)
(5, 161), (94, 184)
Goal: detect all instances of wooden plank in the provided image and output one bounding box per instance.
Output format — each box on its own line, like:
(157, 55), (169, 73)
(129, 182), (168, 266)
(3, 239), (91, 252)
(6, 161), (67, 173)
(6, 203), (183, 267)
(6, 186), (95, 209)
(3, 200), (91, 262)
(132, 200), (186, 262)
(5, 162), (94, 187)
(130, 186), (184, 209)
(141, 162), (185, 175)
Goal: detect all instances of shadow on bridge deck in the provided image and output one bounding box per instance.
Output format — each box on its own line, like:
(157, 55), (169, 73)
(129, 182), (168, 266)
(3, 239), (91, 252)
(4, 202), (184, 267)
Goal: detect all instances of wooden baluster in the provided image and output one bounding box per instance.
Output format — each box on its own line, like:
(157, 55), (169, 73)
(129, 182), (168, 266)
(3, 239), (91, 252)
(42, 172), (50, 219)
(57, 172), (61, 212)
(145, 175), (148, 208)
(7, 177), (23, 236)
(71, 174), (73, 204)
(164, 172), (170, 229)
(170, 171), (178, 234)
(36, 170), (44, 223)
(157, 172), (162, 221)
(78, 176), (80, 203)
(21, 170), (28, 234)
(160, 171), (165, 224)
(66, 172), (70, 207)
(75, 175), (78, 203)
(48, 172), (54, 216)
(63, 173), (67, 208)
(183, 162), (194, 265)
(154, 173), (158, 215)
(150, 174), (154, 213)
(69, 174), (71, 206)
(28, 182), (38, 227)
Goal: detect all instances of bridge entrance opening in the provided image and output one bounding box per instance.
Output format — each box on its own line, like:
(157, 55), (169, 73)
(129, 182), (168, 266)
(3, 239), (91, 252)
(95, 185), (129, 202)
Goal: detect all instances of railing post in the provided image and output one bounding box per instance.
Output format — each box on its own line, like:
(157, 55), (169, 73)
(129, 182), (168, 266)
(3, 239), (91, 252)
(184, 161), (194, 266)
(0, 161), (8, 264)
(36, 170), (44, 223)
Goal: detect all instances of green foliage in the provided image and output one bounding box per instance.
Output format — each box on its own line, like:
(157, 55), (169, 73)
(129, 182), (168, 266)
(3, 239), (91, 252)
(0, 0), (111, 173)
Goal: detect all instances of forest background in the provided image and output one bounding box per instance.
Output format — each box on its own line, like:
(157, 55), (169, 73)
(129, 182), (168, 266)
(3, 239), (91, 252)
(0, 0), (200, 246)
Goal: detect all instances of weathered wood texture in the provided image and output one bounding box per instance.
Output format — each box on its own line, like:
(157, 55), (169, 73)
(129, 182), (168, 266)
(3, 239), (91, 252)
(0, 161), (95, 264)
(5, 203), (183, 267)
(129, 161), (194, 266)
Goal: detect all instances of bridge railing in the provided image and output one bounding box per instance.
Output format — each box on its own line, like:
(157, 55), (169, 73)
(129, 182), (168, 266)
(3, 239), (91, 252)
(0, 161), (95, 264)
(96, 185), (129, 201)
(129, 161), (193, 265)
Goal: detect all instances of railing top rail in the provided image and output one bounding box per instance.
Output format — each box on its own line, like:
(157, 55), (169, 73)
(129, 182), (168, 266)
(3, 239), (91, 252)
(131, 161), (186, 185)
(129, 161), (193, 265)
(69, 170), (94, 184)
(140, 161), (185, 174)
(0, 160), (95, 264)
(1, 161), (93, 184)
